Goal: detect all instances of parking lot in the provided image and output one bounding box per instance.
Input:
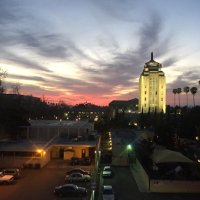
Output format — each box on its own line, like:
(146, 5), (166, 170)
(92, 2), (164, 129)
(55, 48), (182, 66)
(0, 160), (95, 200)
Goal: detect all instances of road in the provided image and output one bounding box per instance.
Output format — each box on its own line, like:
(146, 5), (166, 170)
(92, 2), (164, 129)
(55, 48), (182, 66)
(101, 166), (140, 200)
(98, 166), (200, 200)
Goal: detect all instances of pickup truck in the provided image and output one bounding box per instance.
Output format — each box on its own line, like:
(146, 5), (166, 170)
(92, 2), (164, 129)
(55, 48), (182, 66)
(0, 172), (14, 184)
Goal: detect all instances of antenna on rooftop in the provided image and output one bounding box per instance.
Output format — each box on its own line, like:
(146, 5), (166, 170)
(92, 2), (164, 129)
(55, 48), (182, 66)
(151, 52), (154, 61)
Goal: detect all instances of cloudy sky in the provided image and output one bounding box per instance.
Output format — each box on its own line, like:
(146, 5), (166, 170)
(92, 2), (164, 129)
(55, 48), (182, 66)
(0, 0), (200, 106)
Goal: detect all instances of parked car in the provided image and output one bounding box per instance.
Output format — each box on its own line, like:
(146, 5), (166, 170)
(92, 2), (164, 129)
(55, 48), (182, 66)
(80, 157), (92, 165)
(0, 172), (14, 184)
(70, 157), (80, 165)
(65, 172), (91, 182)
(102, 185), (115, 200)
(70, 156), (92, 165)
(66, 168), (90, 175)
(54, 184), (87, 197)
(102, 166), (113, 178)
(2, 168), (21, 179)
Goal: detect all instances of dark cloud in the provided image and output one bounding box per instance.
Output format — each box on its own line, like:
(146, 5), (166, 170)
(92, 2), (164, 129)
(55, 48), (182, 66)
(0, 1), (188, 105)
(80, 12), (174, 92)
(8, 74), (45, 82)
(91, 0), (138, 22)
(0, 0), (21, 24)
(163, 57), (178, 67)
(45, 73), (113, 95)
(1, 52), (52, 72)
(18, 33), (70, 59)
(138, 13), (162, 56)
(97, 36), (119, 50)
(168, 70), (200, 90)
(0, 1), (95, 62)
(13, 32), (99, 63)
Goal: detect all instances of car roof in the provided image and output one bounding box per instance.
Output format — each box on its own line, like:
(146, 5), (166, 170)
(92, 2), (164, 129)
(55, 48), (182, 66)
(3, 168), (19, 171)
(103, 185), (113, 190)
(103, 171), (111, 174)
(71, 168), (85, 171)
(70, 172), (83, 175)
(103, 166), (111, 170)
(62, 184), (77, 188)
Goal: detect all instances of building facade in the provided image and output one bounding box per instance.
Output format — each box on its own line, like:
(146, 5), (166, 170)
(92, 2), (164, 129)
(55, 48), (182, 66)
(109, 98), (138, 118)
(139, 52), (166, 113)
(0, 120), (97, 168)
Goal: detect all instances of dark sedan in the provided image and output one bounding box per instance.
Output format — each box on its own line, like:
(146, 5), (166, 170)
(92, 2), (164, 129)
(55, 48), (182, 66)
(54, 184), (87, 198)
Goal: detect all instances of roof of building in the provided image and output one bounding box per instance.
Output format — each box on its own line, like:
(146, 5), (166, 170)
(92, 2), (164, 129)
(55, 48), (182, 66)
(145, 52), (161, 67)
(0, 140), (51, 152)
(27, 120), (93, 128)
(0, 138), (96, 152)
(109, 98), (138, 107)
(142, 52), (164, 75)
(152, 149), (193, 163)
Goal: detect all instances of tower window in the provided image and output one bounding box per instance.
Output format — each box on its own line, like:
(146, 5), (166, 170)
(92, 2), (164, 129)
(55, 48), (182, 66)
(145, 91), (146, 94)
(155, 91), (157, 95)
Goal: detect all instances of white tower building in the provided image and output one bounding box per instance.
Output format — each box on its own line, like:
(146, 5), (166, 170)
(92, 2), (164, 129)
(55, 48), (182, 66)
(139, 52), (166, 113)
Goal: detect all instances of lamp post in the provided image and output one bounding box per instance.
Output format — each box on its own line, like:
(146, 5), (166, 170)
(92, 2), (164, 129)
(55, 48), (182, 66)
(127, 144), (136, 164)
(127, 144), (132, 164)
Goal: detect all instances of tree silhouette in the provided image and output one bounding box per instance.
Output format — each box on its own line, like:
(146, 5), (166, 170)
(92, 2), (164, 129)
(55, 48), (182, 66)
(172, 89), (177, 107)
(0, 67), (7, 94)
(177, 88), (182, 108)
(183, 86), (190, 107)
(12, 82), (21, 95)
(190, 87), (198, 107)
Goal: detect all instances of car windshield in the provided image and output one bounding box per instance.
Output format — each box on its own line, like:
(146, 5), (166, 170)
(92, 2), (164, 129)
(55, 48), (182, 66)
(103, 189), (113, 195)
(104, 167), (111, 171)
(64, 185), (78, 190)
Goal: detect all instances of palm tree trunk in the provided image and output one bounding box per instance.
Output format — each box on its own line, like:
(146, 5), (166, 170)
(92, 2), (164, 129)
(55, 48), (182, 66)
(174, 94), (176, 107)
(186, 93), (188, 107)
(193, 95), (195, 107)
(178, 94), (180, 107)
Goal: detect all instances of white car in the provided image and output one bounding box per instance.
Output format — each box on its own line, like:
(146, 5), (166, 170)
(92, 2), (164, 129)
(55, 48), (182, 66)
(102, 166), (113, 178)
(2, 168), (21, 179)
(65, 172), (91, 182)
(102, 185), (115, 200)
(0, 172), (14, 184)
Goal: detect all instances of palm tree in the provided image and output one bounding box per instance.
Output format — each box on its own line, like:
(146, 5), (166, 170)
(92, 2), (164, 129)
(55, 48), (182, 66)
(177, 88), (182, 107)
(183, 86), (190, 107)
(172, 89), (177, 107)
(190, 87), (198, 107)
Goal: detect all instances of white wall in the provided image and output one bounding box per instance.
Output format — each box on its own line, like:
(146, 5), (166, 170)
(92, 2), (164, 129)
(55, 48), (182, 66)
(150, 179), (200, 193)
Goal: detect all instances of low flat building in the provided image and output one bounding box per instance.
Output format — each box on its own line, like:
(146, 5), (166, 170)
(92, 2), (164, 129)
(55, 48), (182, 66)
(0, 120), (97, 168)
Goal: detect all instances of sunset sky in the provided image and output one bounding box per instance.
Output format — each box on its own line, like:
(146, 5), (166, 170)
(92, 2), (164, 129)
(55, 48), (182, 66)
(1, 0), (200, 106)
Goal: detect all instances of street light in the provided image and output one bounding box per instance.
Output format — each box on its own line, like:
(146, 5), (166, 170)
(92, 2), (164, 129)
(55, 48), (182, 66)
(127, 144), (132, 151)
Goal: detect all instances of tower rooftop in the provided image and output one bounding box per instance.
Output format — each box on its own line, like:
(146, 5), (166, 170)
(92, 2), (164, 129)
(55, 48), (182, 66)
(144, 52), (162, 70)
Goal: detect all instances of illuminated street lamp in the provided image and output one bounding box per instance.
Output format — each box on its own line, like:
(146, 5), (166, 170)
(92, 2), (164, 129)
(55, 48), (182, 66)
(37, 149), (42, 153)
(36, 149), (46, 157)
(127, 144), (132, 151)
(126, 144), (136, 164)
